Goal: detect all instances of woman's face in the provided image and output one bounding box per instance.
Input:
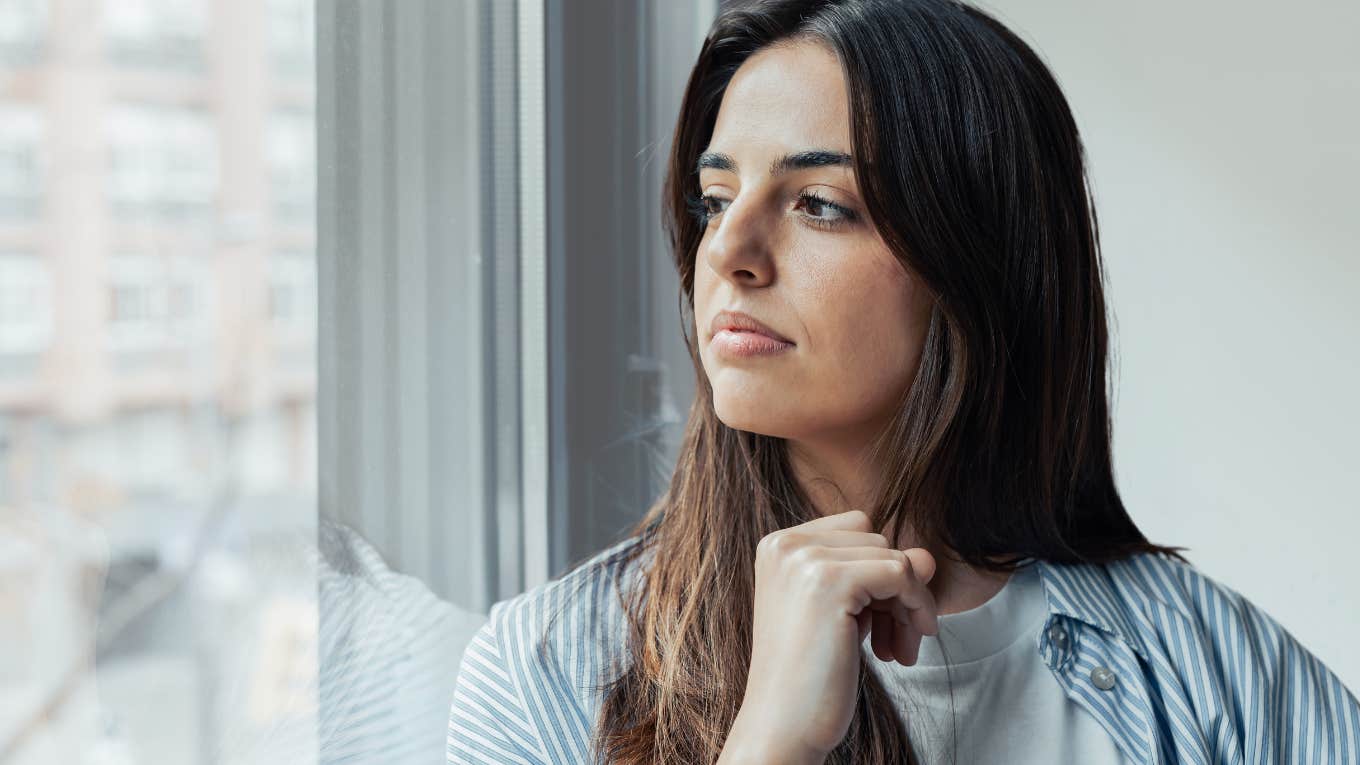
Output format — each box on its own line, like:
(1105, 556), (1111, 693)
(695, 39), (933, 445)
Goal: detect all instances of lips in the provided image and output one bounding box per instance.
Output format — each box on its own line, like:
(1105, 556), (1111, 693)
(709, 309), (793, 344)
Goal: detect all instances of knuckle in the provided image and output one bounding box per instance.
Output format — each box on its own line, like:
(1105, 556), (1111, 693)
(765, 531), (798, 556)
(757, 530), (804, 563)
(844, 509), (870, 528)
(803, 560), (840, 591)
(756, 530), (784, 557)
(787, 543), (818, 568)
(901, 553), (916, 577)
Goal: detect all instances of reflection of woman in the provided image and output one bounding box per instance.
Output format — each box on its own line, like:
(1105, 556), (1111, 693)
(448, 1), (1360, 763)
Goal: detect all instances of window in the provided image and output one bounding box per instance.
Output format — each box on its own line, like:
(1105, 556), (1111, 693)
(268, 249), (316, 338)
(5, 0), (719, 761)
(0, 105), (43, 219)
(106, 253), (209, 352)
(103, 0), (206, 72)
(106, 105), (218, 220)
(0, 253), (52, 355)
(268, 110), (315, 222)
(1, 3), (317, 763)
(0, 0), (46, 66)
(268, 0), (315, 79)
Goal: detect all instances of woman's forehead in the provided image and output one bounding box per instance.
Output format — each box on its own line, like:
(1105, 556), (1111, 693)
(710, 41), (850, 151)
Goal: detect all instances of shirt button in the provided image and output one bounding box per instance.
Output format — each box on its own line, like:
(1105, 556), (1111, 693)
(1090, 665), (1117, 690)
(1047, 623), (1068, 646)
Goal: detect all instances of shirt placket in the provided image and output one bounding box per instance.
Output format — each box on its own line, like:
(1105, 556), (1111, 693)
(1041, 615), (1164, 765)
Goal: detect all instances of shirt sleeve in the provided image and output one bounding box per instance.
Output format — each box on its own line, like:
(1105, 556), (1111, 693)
(446, 599), (548, 765)
(1234, 592), (1360, 762)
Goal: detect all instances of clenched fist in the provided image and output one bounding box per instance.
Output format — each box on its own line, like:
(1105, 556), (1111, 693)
(718, 509), (939, 764)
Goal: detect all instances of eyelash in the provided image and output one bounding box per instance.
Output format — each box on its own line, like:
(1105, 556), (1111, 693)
(684, 191), (858, 231)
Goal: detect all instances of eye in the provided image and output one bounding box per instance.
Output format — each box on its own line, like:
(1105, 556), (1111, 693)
(795, 192), (857, 230)
(685, 192), (728, 227)
(683, 189), (859, 231)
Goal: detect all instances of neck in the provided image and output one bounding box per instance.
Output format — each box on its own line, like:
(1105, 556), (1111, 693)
(785, 435), (1013, 617)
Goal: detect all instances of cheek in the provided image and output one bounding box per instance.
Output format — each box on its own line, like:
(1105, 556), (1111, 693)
(693, 267), (711, 306)
(812, 271), (925, 398)
(832, 307), (919, 387)
(692, 265), (713, 343)
(692, 251), (717, 312)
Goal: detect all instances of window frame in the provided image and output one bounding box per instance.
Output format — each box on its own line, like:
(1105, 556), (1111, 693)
(317, 0), (713, 610)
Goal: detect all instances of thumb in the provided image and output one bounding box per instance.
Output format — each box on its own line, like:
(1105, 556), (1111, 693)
(902, 548), (937, 584)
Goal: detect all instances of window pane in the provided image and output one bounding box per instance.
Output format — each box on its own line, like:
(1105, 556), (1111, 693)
(0, 0), (46, 66)
(0, 253), (52, 355)
(106, 104), (218, 220)
(104, 0), (207, 72)
(0, 105), (43, 219)
(0, 2), (317, 763)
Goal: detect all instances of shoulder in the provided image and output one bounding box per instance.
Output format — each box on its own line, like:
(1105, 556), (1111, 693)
(1103, 551), (1267, 631)
(448, 535), (648, 763)
(487, 533), (648, 675)
(1039, 547), (1346, 694)
(1102, 551), (1309, 664)
(1099, 550), (1310, 670)
(1100, 552), (1360, 758)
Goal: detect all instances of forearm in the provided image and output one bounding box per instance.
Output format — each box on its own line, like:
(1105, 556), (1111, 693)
(717, 709), (826, 765)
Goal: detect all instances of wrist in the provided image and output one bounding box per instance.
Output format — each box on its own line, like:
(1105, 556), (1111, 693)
(719, 709), (826, 765)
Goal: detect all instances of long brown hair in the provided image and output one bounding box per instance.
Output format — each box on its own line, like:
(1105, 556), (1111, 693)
(582, 1), (1190, 762)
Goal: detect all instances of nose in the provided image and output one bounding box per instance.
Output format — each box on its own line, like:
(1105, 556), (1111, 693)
(703, 191), (776, 287)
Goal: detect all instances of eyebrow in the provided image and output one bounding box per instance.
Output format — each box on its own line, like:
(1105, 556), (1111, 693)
(695, 148), (853, 178)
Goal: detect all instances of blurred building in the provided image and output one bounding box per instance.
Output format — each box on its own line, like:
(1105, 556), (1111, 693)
(0, 1), (318, 763)
(0, 0), (315, 537)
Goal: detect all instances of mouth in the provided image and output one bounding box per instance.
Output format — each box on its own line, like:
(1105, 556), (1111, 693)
(709, 310), (795, 346)
(710, 328), (795, 358)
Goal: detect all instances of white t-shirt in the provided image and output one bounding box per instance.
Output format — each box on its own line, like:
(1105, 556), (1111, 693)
(862, 561), (1134, 764)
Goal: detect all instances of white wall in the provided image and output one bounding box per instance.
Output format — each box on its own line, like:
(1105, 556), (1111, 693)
(984, 0), (1359, 689)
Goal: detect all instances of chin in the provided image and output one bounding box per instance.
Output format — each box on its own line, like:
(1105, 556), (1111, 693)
(711, 390), (797, 439)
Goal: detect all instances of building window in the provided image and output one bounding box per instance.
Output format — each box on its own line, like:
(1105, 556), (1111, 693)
(0, 104), (43, 219)
(109, 282), (153, 323)
(267, 0), (314, 78)
(106, 104), (218, 221)
(268, 110), (315, 223)
(0, 253), (52, 355)
(268, 250), (315, 337)
(0, 0), (46, 66)
(106, 253), (208, 351)
(1, 2), (318, 760)
(103, 0), (206, 72)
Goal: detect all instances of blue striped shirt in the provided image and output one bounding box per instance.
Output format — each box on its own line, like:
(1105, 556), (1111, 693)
(447, 535), (1360, 763)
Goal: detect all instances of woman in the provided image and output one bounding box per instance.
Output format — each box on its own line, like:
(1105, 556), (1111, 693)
(448, 1), (1360, 763)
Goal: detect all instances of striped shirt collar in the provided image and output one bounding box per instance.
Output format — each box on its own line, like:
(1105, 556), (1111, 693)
(1027, 555), (1152, 664)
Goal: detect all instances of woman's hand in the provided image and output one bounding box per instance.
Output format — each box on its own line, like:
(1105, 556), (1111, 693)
(719, 509), (939, 764)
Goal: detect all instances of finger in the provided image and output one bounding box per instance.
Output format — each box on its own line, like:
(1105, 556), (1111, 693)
(871, 609), (894, 661)
(887, 595), (938, 641)
(864, 596), (897, 608)
(774, 531), (890, 553)
(899, 555), (941, 637)
(893, 615), (919, 666)
(856, 558), (933, 611)
(852, 558), (938, 639)
(810, 530), (892, 549)
(799, 509), (872, 532)
(807, 546), (901, 562)
(857, 609), (872, 643)
(903, 548), (937, 584)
